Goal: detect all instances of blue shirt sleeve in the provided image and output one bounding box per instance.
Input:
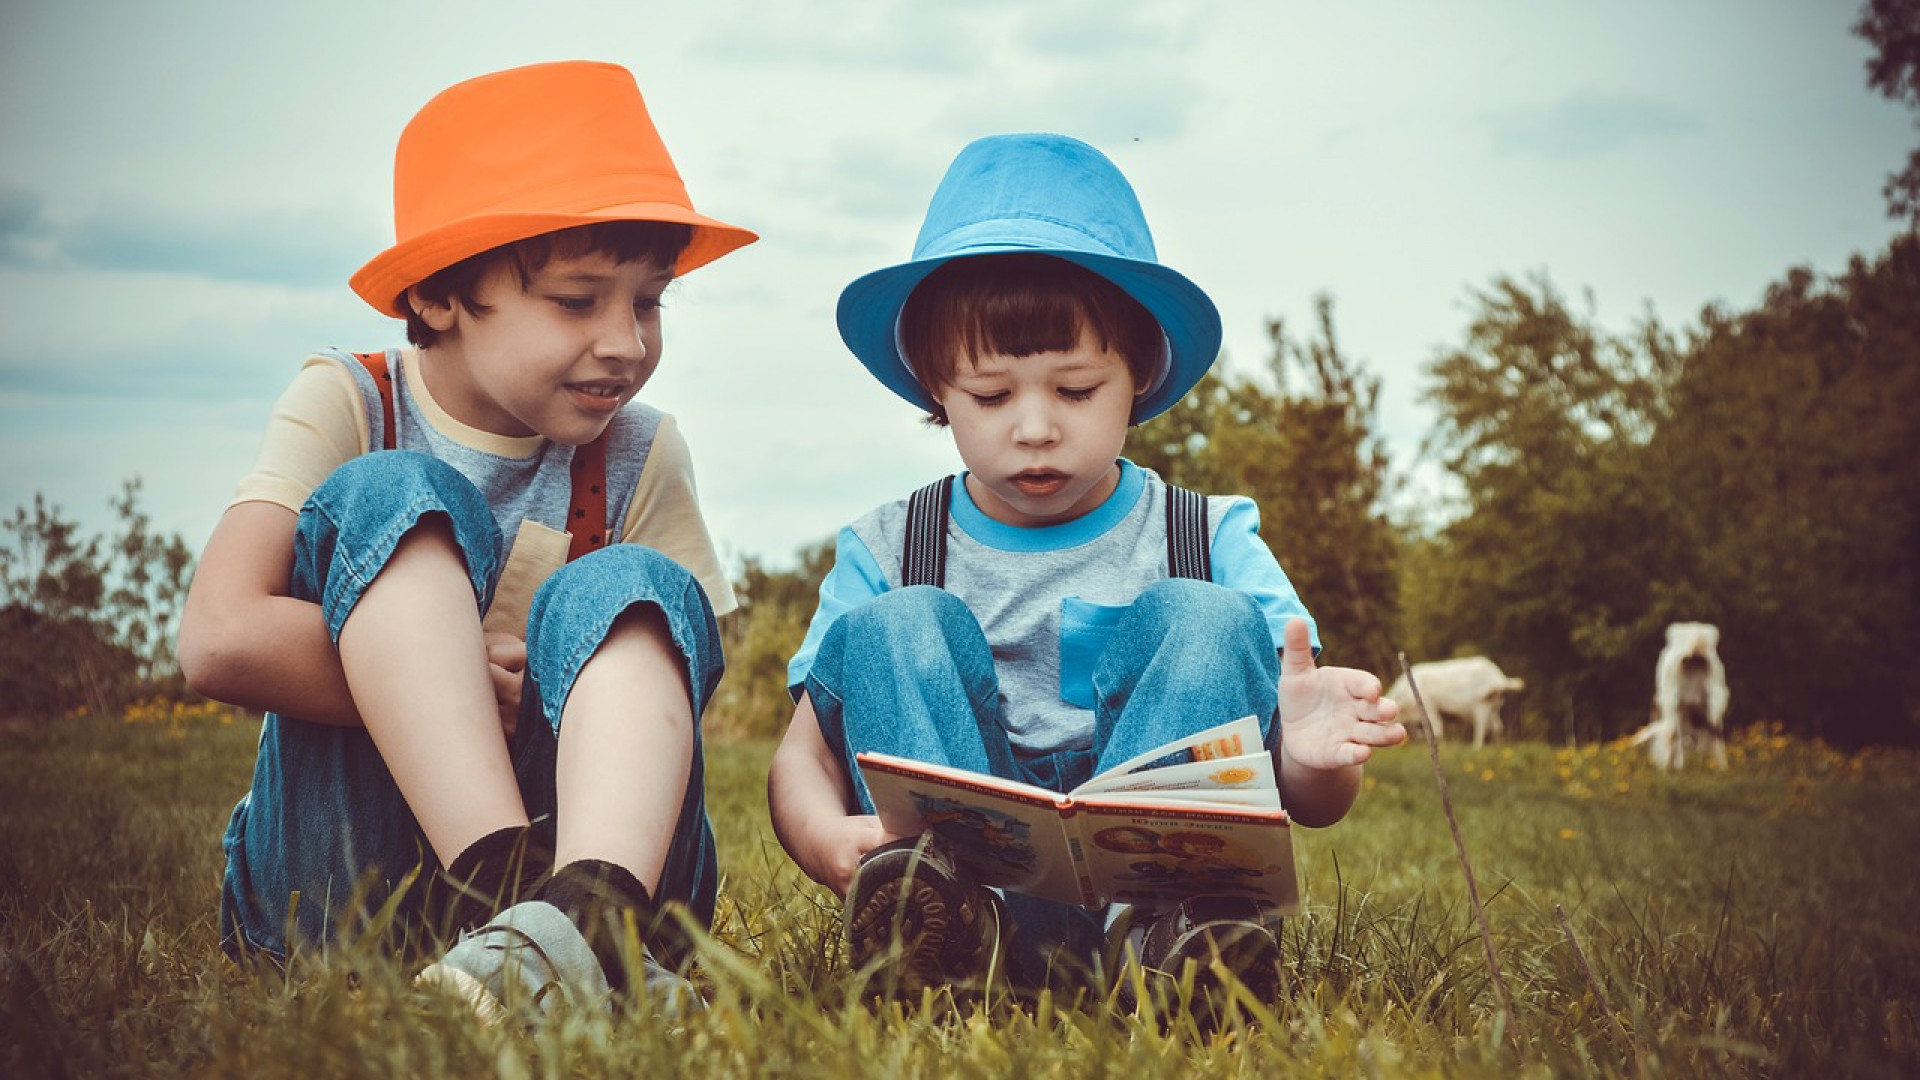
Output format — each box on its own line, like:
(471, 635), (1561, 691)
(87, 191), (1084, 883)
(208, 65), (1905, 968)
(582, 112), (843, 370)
(786, 526), (891, 698)
(1210, 497), (1320, 657)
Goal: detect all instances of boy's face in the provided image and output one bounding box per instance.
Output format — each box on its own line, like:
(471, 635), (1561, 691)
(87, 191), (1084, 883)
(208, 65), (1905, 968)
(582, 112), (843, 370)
(934, 326), (1138, 528)
(410, 250), (671, 444)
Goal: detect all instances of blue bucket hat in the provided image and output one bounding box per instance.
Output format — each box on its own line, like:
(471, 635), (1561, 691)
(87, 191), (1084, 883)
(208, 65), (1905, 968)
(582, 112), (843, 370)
(836, 133), (1222, 424)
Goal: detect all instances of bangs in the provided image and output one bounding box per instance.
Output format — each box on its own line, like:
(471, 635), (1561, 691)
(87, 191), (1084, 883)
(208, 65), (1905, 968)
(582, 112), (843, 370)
(899, 254), (1164, 391)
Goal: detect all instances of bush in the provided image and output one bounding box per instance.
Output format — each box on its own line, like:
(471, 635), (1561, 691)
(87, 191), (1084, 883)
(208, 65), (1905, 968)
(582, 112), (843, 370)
(0, 480), (194, 718)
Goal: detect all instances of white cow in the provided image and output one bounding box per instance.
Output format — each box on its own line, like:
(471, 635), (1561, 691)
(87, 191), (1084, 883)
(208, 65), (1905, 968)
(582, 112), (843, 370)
(1385, 656), (1525, 748)
(1630, 622), (1730, 770)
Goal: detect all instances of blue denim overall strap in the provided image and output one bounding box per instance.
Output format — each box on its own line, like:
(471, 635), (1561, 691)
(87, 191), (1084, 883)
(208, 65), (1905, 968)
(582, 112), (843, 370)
(900, 472), (1210, 587)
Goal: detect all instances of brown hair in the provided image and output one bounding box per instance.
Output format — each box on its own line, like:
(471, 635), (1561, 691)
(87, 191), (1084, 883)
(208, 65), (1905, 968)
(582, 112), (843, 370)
(402, 220), (694, 347)
(897, 254), (1165, 425)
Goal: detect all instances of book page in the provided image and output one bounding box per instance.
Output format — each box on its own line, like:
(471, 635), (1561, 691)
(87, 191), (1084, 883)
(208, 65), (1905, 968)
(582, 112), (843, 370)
(857, 753), (1087, 904)
(1072, 800), (1299, 912)
(1070, 749), (1279, 807)
(1084, 715), (1265, 786)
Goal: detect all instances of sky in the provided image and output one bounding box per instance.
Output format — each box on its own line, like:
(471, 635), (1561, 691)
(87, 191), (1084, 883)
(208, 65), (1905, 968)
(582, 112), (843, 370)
(0, 0), (1911, 574)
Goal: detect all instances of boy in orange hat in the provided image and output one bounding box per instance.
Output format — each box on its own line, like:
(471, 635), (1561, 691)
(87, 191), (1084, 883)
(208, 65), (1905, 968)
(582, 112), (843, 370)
(177, 61), (755, 1020)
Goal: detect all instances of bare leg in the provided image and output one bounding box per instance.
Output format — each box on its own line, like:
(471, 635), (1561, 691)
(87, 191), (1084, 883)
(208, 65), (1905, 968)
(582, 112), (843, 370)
(552, 604), (693, 891)
(337, 520), (528, 863)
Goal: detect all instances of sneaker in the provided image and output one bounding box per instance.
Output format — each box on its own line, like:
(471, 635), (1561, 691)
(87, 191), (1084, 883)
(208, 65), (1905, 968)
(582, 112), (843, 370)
(1115, 895), (1285, 1025)
(843, 834), (1005, 994)
(416, 899), (701, 1024)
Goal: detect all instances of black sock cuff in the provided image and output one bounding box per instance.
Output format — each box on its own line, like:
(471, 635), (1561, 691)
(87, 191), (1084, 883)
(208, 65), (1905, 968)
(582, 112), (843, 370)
(438, 825), (553, 932)
(536, 858), (653, 922)
(537, 859), (659, 993)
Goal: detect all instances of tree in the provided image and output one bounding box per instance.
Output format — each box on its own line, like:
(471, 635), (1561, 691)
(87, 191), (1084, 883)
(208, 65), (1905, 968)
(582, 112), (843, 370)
(1856, 0), (1920, 227)
(1251, 299), (1401, 675)
(1410, 242), (1920, 748)
(1648, 235), (1920, 746)
(101, 479), (195, 694)
(0, 481), (195, 718)
(1412, 274), (1673, 742)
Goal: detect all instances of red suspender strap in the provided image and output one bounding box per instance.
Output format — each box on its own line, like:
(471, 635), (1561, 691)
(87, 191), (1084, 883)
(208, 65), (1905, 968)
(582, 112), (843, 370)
(566, 435), (609, 562)
(353, 351), (397, 451)
(350, 350), (609, 563)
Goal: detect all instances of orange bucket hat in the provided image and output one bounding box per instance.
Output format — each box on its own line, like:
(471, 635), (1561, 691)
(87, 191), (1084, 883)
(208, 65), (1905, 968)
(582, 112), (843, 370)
(350, 61), (757, 317)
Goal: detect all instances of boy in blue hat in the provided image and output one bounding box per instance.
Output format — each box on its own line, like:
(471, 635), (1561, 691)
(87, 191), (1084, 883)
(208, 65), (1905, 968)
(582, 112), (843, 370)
(768, 134), (1406, 1006)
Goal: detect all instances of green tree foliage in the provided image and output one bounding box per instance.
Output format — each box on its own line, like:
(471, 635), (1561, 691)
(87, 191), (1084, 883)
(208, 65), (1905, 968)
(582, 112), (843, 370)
(1134, 295), (1400, 676)
(1856, 0), (1920, 226)
(710, 538), (836, 740)
(1649, 236), (1920, 747)
(1410, 238), (1920, 747)
(1411, 275), (1676, 742)
(0, 479), (194, 718)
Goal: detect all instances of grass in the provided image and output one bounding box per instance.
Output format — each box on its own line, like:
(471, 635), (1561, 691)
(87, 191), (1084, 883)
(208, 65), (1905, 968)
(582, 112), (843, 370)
(3, 708), (1918, 1078)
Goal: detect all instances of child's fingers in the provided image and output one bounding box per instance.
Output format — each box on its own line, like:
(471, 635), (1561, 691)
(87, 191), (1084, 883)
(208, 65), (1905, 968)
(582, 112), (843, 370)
(1280, 617), (1316, 678)
(484, 632), (527, 672)
(488, 662), (523, 732)
(1374, 693), (1401, 725)
(1352, 717), (1408, 747)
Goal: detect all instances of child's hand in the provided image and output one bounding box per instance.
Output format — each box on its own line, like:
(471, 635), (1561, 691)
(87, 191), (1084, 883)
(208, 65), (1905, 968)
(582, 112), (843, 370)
(1277, 617), (1406, 771)
(807, 814), (896, 897)
(484, 631), (527, 737)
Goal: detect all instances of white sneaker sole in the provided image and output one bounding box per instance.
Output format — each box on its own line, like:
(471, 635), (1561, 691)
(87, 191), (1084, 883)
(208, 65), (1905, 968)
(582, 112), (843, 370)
(415, 960), (509, 1027)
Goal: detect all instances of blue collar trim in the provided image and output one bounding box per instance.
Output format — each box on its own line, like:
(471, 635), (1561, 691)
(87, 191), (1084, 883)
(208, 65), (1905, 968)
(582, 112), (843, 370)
(949, 459), (1144, 552)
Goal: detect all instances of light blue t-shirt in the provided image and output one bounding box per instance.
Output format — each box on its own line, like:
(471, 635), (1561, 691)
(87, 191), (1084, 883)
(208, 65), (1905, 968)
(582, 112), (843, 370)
(788, 459), (1316, 755)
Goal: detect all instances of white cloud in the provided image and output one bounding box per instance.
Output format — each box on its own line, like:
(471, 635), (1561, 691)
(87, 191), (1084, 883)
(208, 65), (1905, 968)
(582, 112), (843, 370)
(1484, 91), (1702, 159)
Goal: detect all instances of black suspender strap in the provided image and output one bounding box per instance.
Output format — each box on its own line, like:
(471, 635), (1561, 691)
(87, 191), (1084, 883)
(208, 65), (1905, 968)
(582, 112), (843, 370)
(897, 473), (1211, 587)
(1164, 484), (1212, 581)
(902, 476), (954, 587)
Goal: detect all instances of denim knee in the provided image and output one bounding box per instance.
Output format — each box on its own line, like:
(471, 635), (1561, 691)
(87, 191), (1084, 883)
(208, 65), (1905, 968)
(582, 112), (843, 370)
(1126, 578), (1265, 639)
(1092, 578), (1280, 753)
(808, 586), (996, 714)
(522, 544), (725, 732)
(1103, 578), (1273, 674)
(830, 585), (980, 664)
(517, 544), (723, 927)
(292, 451), (503, 638)
(806, 585), (1017, 801)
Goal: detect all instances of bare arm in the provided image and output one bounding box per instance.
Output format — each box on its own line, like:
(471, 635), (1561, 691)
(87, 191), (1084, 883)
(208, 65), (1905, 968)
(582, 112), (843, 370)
(176, 501), (363, 726)
(767, 691), (895, 896)
(1272, 617), (1407, 828)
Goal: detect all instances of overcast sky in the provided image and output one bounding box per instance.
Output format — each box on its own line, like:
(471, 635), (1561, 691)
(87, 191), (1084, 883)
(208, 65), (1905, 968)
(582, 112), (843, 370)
(0, 0), (1910, 574)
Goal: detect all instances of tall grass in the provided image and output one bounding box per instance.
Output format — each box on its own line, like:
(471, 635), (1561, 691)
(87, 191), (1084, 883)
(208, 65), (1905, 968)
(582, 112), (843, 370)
(3, 712), (1916, 1078)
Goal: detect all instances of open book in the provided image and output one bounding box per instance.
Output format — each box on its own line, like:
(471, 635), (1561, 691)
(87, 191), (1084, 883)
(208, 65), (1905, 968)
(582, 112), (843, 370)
(857, 715), (1297, 912)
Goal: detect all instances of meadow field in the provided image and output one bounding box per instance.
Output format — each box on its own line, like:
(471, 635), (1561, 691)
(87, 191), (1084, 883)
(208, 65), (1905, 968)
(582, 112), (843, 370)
(3, 706), (1917, 1079)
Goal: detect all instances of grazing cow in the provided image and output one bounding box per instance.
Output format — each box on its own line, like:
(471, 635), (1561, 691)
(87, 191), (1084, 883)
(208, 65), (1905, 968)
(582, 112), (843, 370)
(1630, 621), (1730, 770)
(1385, 656), (1525, 748)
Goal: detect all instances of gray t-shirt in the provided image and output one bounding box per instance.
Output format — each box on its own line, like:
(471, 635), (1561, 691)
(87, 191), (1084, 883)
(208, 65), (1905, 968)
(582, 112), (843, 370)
(789, 459), (1315, 755)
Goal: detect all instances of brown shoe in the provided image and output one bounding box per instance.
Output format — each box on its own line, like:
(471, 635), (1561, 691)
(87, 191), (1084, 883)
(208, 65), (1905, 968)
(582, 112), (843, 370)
(844, 834), (1005, 995)
(1116, 895), (1285, 1027)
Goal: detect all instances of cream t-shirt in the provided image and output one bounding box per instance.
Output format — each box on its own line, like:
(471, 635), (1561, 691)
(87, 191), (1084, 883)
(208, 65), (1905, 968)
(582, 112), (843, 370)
(231, 348), (737, 631)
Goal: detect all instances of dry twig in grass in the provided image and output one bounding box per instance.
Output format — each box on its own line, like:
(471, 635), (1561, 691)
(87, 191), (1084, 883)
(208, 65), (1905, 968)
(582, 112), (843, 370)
(1399, 651), (1520, 1048)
